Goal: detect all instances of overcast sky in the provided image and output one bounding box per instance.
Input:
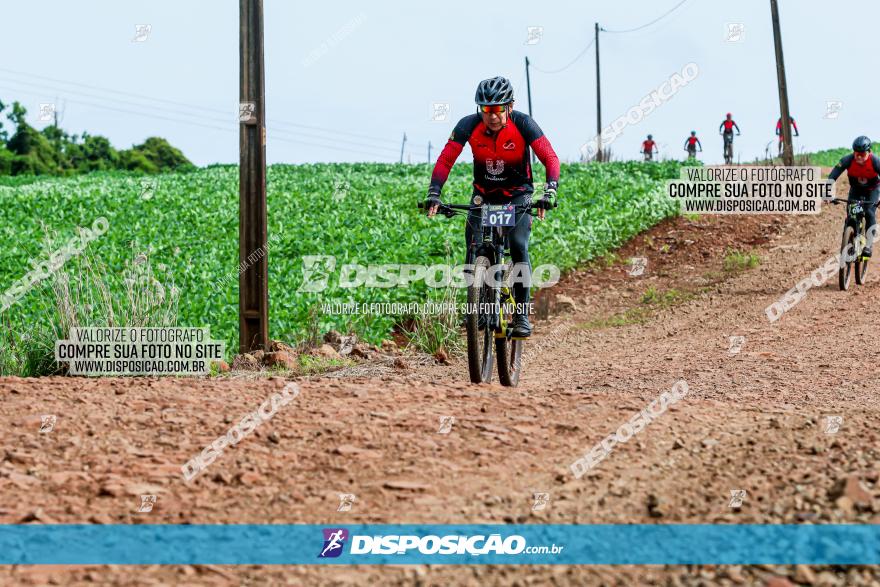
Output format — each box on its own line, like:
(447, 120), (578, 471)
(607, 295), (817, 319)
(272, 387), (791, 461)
(1, 0), (875, 166)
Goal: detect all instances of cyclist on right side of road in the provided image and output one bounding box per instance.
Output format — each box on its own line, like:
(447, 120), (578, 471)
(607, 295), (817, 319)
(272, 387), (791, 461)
(683, 131), (702, 160)
(776, 116), (800, 155)
(641, 134), (658, 161)
(828, 136), (880, 258)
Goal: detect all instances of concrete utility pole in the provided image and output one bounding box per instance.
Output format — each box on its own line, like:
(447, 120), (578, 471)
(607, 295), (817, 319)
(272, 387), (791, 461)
(239, 0), (269, 352)
(770, 0), (794, 166)
(400, 133), (407, 163)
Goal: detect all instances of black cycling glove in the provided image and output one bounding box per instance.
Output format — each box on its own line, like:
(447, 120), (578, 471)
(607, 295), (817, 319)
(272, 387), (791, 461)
(425, 188), (442, 214)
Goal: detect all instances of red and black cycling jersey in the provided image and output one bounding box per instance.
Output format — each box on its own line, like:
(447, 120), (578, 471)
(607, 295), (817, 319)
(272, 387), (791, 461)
(829, 153), (880, 190)
(642, 139), (656, 152)
(719, 119), (740, 134)
(776, 117), (799, 135)
(430, 110), (560, 197)
(684, 136), (701, 149)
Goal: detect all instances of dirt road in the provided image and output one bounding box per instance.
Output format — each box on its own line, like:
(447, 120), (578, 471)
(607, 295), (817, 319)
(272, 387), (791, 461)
(3, 178), (880, 586)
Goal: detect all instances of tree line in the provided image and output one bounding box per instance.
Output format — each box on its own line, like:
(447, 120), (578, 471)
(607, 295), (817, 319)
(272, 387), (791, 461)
(0, 99), (193, 176)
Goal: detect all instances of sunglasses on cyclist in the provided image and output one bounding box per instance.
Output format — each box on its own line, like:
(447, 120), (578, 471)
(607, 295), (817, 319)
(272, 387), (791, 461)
(478, 105), (508, 114)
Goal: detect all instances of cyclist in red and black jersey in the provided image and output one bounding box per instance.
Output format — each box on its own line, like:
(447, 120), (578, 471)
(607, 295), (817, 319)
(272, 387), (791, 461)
(719, 113), (741, 136)
(426, 76), (560, 337)
(683, 131), (702, 159)
(719, 113), (740, 163)
(829, 136), (880, 257)
(776, 116), (799, 155)
(641, 134), (658, 161)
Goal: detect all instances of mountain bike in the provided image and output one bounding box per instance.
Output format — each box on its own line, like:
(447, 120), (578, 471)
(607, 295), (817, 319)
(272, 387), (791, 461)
(419, 196), (555, 386)
(642, 150), (654, 162)
(830, 197), (878, 290)
(684, 146), (701, 160)
(721, 132), (737, 165)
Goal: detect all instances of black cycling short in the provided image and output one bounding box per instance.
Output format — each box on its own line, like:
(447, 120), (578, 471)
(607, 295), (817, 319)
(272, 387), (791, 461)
(464, 191), (533, 306)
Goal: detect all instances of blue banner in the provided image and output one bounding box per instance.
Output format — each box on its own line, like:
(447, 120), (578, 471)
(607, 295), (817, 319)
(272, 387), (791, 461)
(1, 524), (878, 565)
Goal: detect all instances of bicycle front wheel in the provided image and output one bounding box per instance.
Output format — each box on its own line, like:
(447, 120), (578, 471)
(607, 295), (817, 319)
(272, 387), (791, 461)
(840, 224), (856, 291)
(466, 256), (494, 383)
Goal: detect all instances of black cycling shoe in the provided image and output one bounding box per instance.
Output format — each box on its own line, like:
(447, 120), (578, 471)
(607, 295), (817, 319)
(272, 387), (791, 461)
(510, 314), (532, 338)
(863, 247), (873, 259)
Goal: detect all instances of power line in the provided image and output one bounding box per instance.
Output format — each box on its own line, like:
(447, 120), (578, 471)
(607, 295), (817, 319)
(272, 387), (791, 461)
(0, 83), (404, 161)
(530, 38), (595, 75)
(601, 0), (691, 34)
(0, 67), (429, 151)
(0, 76), (435, 160)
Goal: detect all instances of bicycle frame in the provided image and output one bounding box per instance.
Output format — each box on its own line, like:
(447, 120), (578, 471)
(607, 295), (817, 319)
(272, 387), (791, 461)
(831, 197), (879, 267)
(421, 195), (555, 386)
(438, 201), (537, 337)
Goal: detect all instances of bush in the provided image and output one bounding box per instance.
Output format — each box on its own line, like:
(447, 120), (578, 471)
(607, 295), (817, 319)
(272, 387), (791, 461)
(121, 137), (194, 173)
(0, 147), (14, 175)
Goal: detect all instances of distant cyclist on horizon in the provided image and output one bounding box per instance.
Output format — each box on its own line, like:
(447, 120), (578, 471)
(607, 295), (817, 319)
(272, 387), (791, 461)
(425, 76), (560, 338)
(683, 131), (702, 160)
(776, 116), (800, 155)
(641, 134), (658, 161)
(828, 136), (880, 258)
(719, 113), (741, 164)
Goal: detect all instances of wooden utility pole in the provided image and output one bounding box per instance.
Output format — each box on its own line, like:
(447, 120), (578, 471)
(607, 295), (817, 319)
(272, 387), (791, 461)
(595, 22), (603, 162)
(399, 133), (407, 163)
(239, 0), (269, 352)
(524, 56), (535, 164)
(770, 0), (794, 166)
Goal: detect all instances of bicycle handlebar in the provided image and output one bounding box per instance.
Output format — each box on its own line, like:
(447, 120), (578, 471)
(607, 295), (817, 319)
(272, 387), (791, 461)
(418, 198), (557, 217)
(829, 198), (880, 207)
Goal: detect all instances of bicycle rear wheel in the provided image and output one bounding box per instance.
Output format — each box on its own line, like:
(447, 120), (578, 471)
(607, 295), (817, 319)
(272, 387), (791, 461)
(856, 220), (870, 284)
(839, 224), (856, 290)
(466, 256), (494, 383)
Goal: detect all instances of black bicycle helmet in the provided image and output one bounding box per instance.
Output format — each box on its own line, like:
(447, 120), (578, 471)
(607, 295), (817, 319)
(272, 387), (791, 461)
(853, 136), (872, 152)
(475, 76), (514, 106)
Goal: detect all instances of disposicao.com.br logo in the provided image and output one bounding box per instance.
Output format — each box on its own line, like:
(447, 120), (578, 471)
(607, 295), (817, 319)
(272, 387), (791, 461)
(318, 528), (563, 558)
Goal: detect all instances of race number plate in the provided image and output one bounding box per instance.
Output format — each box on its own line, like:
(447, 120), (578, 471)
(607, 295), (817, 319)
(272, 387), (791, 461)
(482, 204), (515, 227)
